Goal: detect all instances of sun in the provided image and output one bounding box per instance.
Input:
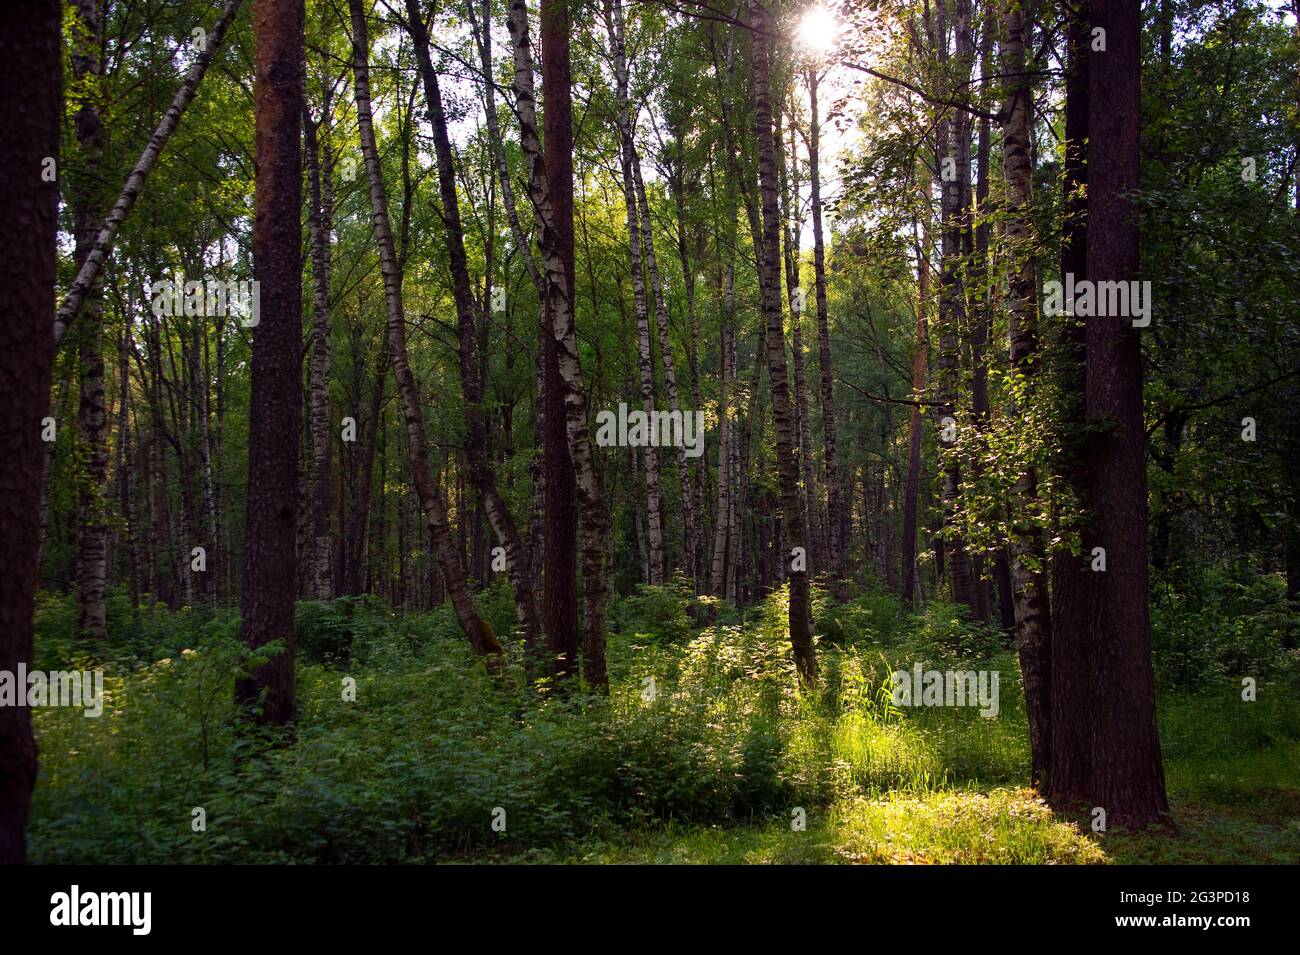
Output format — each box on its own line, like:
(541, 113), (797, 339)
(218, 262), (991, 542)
(795, 6), (840, 54)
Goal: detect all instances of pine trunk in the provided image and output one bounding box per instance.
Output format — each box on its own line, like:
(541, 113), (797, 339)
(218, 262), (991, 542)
(1079, 0), (1168, 826)
(237, 0), (304, 726)
(0, 0), (60, 863)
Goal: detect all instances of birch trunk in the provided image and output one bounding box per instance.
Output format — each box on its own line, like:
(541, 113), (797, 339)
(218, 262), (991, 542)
(934, 1), (976, 612)
(709, 263), (736, 596)
(901, 222), (930, 608)
(606, 0), (665, 585)
(807, 66), (845, 597)
(303, 78), (334, 601)
(751, 0), (815, 682)
(54, 0), (244, 346)
(1001, 0), (1053, 785)
(778, 113), (823, 579)
(72, 0), (109, 640)
(349, 0), (502, 662)
(1047, 0), (1092, 804)
(405, 0), (543, 653)
(632, 152), (696, 583)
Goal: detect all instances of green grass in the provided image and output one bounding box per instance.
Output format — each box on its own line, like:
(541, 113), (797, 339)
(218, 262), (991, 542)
(536, 789), (1106, 865)
(523, 747), (1300, 865)
(24, 585), (1300, 864)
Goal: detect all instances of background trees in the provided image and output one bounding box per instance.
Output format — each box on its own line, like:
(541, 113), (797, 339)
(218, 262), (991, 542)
(4, 0), (1298, 858)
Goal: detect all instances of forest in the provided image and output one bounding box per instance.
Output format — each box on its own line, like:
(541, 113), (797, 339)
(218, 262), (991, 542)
(0, 0), (1297, 868)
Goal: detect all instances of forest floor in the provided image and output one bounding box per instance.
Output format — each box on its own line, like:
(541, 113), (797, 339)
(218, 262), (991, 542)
(26, 582), (1300, 865)
(508, 741), (1300, 864)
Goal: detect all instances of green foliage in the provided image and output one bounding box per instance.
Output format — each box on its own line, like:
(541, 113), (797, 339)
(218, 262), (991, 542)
(607, 577), (721, 646)
(1151, 568), (1300, 689)
(897, 600), (1004, 666)
(30, 583), (1298, 863)
(815, 587), (908, 647)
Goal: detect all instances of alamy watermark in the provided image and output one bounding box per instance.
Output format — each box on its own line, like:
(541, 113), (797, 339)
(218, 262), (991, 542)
(1042, 272), (1151, 327)
(891, 665), (1000, 717)
(50, 885), (151, 935)
(0, 665), (105, 717)
(150, 275), (259, 326)
(595, 402), (705, 458)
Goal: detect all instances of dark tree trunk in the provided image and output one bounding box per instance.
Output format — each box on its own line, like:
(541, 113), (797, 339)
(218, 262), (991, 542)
(1077, 0), (1168, 826)
(507, 0), (581, 677)
(237, 0), (304, 726)
(0, 0), (60, 864)
(1047, 0), (1095, 807)
(751, 0), (815, 683)
(539, 0), (610, 688)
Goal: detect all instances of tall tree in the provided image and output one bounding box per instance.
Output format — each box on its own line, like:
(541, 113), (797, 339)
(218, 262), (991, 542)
(349, 0), (503, 663)
(303, 60), (335, 602)
(901, 219), (930, 607)
(237, 0), (305, 726)
(1077, 0), (1168, 825)
(607, 0), (666, 585)
(1046, 0), (1092, 806)
(634, 154), (697, 584)
(806, 63), (845, 598)
(751, 0), (816, 683)
(507, 0), (582, 677)
(934, 0), (977, 614)
(779, 109), (824, 578)
(0, 0), (60, 864)
(710, 255), (737, 597)
(1000, 0), (1053, 786)
(538, 0), (612, 687)
(403, 0), (543, 654)
(70, 0), (110, 640)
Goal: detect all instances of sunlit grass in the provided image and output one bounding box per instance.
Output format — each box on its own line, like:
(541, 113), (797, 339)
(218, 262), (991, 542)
(515, 789), (1105, 864)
